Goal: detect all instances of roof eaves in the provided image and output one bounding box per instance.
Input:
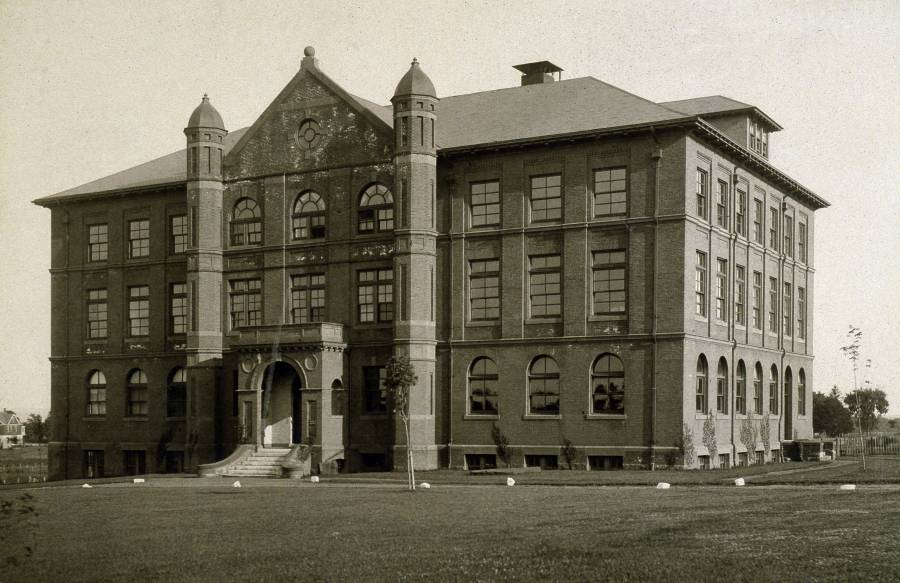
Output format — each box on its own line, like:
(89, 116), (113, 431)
(693, 120), (828, 209)
(32, 180), (187, 207)
(437, 116), (697, 156)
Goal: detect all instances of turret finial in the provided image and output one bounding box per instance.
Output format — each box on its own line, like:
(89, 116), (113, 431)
(411, 57), (419, 66)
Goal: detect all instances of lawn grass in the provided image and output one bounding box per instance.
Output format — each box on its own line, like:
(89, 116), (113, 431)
(5, 478), (900, 582)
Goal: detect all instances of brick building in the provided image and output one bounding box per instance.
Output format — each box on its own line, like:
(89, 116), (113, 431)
(35, 48), (828, 480)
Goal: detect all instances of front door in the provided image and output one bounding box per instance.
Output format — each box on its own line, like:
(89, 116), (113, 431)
(261, 362), (303, 447)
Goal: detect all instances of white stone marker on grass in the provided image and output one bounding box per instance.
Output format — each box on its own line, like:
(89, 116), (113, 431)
(133, 478), (145, 484)
(81, 483), (92, 488)
(232, 480), (242, 488)
(310, 476), (319, 484)
(734, 478), (745, 486)
(839, 484), (856, 491)
(656, 482), (671, 489)
(420, 482), (431, 489)
(506, 477), (516, 487)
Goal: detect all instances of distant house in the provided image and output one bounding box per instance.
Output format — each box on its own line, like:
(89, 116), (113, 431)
(0, 411), (25, 448)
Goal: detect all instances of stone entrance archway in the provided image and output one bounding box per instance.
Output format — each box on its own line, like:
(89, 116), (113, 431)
(261, 361), (303, 447)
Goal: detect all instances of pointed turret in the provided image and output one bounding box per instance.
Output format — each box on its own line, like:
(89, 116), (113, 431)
(185, 94), (227, 181)
(390, 59), (439, 471)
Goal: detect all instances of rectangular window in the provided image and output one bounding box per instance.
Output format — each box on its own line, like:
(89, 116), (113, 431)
(797, 286), (806, 340)
(123, 450), (146, 476)
(718, 453), (730, 469)
(88, 223), (108, 262)
(84, 450), (104, 479)
(593, 167), (627, 217)
(753, 199), (764, 244)
(469, 259), (500, 321)
(128, 219), (150, 258)
(715, 258), (727, 321)
(769, 207), (779, 250)
(735, 188), (747, 236)
(170, 283), (187, 335)
(695, 251), (707, 317)
(735, 265), (746, 326)
(470, 180), (500, 227)
(171, 215), (188, 254)
(592, 250), (626, 315)
(798, 222), (808, 263)
(696, 169), (709, 220)
(530, 174), (562, 222)
(768, 277), (778, 333)
(752, 271), (763, 330)
(86, 289), (108, 339)
(716, 180), (729, 228)
(229, 279), (262, 329)
(783, 282), (793, 337)
(400, 116), (409, 147)
(784, 215), (794, 258)
(363, 366), (387, 414)
(358, 269), (393, 323)
(128, 285), (150, 337)
(290, 274), (326, 323)
(528, 254), (561, 318)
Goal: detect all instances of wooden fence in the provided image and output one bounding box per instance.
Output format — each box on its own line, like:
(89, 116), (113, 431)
(0, 463), (48, 485)
(836, 433), (900, 456)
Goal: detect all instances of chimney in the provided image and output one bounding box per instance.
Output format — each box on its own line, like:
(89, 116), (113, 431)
(513, 61), (563, 86)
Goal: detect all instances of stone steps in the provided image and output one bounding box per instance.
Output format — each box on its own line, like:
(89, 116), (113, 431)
(222, 447), (292, 478)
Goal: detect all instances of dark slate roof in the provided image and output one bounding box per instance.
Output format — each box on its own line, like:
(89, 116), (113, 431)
(661, 95), (782, 131)
(392, 60), (436, 98)
(436, 77), (688, 150)
(187, 95), (225, 129)
(42, 78), (819, 205)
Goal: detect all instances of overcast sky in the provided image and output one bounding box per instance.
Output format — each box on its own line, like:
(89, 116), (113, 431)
(1, 0), (897, 417)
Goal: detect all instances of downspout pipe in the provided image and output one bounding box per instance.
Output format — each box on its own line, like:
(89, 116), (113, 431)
(63, 210), (70, 480)
(649, 129), (662, 470)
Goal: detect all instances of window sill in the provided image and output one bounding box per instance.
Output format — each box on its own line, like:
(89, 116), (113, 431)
(466, 320), (500, 327)
(164, 417), (186, 422)
(124, 417), (149, 422)
(584, 413), (627, 420)
(522, 414), (561, 420)
(525, 317), (562, 325)
(694, 413), (710, 420)
(587, 314), (626, 323)
(354, 323), (394, 330)
(82, 417), (106, 422)
(694, 317), (709, 323)
(464, 414), (499, 420)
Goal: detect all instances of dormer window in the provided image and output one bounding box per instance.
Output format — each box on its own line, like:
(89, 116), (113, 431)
(750, 119), (769, 157)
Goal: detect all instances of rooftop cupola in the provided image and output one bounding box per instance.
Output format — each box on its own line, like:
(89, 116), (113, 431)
(513, 61), (563, 86)
(186, 94), (225, 131)
(392, 57), (436, 99)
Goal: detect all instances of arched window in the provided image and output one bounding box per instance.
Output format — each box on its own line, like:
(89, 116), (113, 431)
(468, 357), (499, 415)
(86, 370), (106, 416)
(716, 357), (728, 414)
(736, 360), (746, 415)
(528, 356), (559, 415)
(769, 365), (779, 414)
(696, 355), (708, 413)
(292, 191), (326, 240)
(753, 362), (763, 415)
(166, 368), (187, 418)
(591, 354), (624, 414)
(798, 369), (807, 416)
(230, 198), (262, 246)
(127, 369), (148, 417)
(358, 184), (394, 234)
(784, 366), (793, 416)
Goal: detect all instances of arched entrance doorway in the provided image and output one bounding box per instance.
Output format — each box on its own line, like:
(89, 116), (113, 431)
(260, 362), (303, 447)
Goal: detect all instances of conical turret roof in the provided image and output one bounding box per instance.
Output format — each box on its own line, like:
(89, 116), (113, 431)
(186, 94), (225, 129)
(393, 58), (436, 99)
